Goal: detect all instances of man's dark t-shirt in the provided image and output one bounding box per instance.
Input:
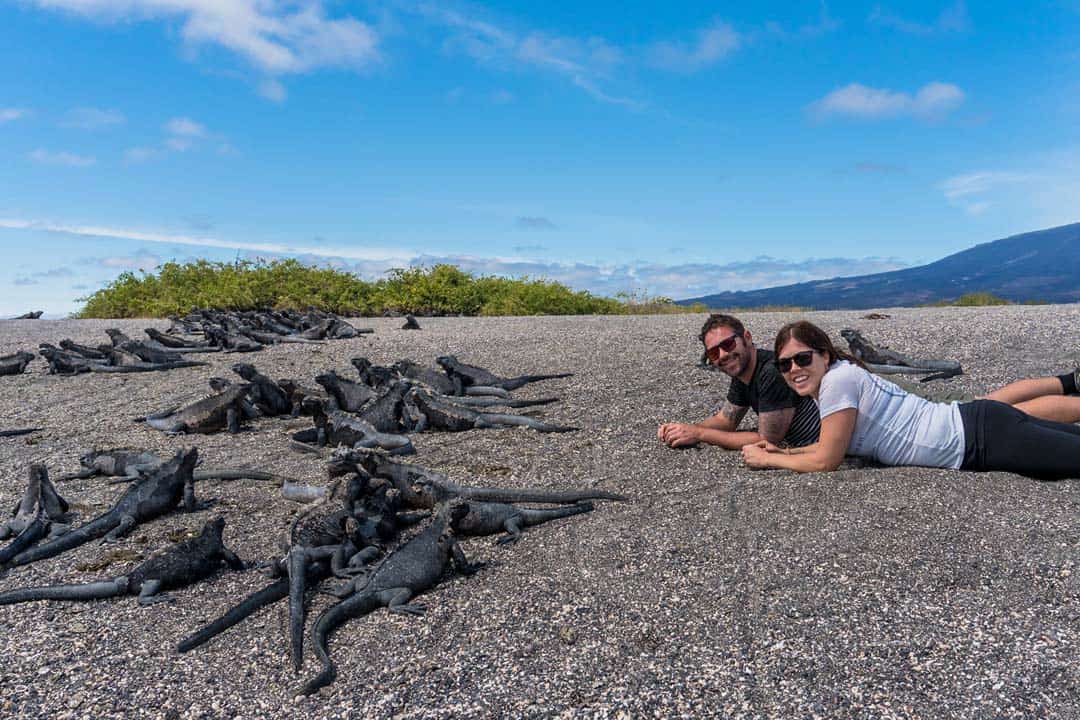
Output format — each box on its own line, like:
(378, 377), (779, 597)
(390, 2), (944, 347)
(725, 348), (820, 447)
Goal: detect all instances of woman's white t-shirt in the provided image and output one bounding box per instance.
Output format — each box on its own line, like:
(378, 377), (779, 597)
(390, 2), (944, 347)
(817, 361), (965, 469)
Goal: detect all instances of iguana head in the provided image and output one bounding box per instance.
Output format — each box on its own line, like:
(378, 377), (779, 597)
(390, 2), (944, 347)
(435, 355), (457, 371)
(230, 363), (257, 380)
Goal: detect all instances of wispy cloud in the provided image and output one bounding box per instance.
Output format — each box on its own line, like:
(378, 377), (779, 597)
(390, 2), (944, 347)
(515, 216), (556, 231)
(810, 82), (965, 120)
(60, 107), (125, 129)
(869, 1), (971, 35)
(0, 108), (30, 123)
(123, 146), (159, 164)
(27, 1), (379, 76)
(258, 78), (287, 103)
(0, 217), (414, 262)
(99, 250), (162, 270)
(165, 117), (206, 137)
(940, 171), (1038, 215)
(27, 149), (96, 167)
(646, 21), (741, 72)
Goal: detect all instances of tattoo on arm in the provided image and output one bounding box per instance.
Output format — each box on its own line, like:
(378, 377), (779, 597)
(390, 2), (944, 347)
(718, 402), (748, 428)
(757, 407), (795, 444)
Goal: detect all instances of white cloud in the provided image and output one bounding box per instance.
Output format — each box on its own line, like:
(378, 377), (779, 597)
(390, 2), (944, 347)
(60, 106), (125, 129)
(28, 1), (379, 75)
(164, 117), (205, 137)
(810, 81), (965, 120)
(123, 146), (158, 163)
(0, 108), (30, 123)
(646, 21), (741, 72)
(0, 217), (413, 262)
(100, 250), (162, 270)
(27, 149), (96, 167)
(258, 78), (287, 103)
(869, 1), (971, 35)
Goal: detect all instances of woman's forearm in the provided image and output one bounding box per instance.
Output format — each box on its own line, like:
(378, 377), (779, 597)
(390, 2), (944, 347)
(755, 444), (841, 472)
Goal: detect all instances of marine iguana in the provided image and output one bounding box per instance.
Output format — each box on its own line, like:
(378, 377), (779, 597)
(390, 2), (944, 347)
(277, 378), (335, 416)
(314, 370), (376, 413)
(12, 311), (43, 319)
(0, 428), (43, 438)
(299, 500), (480, 695)
(231, 363), (292, 416)
(0, 351), (36, 376)
(39, 344), (206, 375)
(202, 324), (264, 353)
(436, 354), (573, 391)
(58, 448), (297, 488)
(294, 400), (415, 455)
(0, 465), (71, 565)
(4, 448), (200, 569)
(449, 499), (594, 544)
(401, 314), (421, 330)
(144, 327), (218, 351)
(105, 328), (194, 364)
(350, 357), (400, 390)
(207, 377), (263, 421)
(139, 383), (253, 434)
(58, 339), (111, 360)
(0, 516), (243, 606)
(332, 448), (627, 508)
(840, 328), (963, 380)
(404, 387), (578, 434)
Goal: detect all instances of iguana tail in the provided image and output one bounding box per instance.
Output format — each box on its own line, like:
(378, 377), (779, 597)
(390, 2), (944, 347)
(288, 547), (309, 672)
(177, 578), (289, 652)
(0, 517), (48, 565)
(462, 487), (626, 504)
(0, 580), (123, 605)
(6, 514), (117, 568)
(499, 373), (573, 390)
(475, 413), (579, 433)
(299, 590), (380, 696)
(0, 428), (43, 438)
(521, 501), (595, 525)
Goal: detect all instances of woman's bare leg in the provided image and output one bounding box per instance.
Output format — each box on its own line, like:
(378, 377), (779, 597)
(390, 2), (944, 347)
(983, 377), (1064, 405)
(1013, 395), (1080, 424)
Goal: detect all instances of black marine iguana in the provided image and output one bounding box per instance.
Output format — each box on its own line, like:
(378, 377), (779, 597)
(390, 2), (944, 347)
(436, 354), (573, 391)
(231, 363), (292, 416)
(299, 500), (480, 695)
(450, 498), (594, 544)
(315, 370), (376, 413)
(0, 516), (243, 606)
(404, 387), (578, 434)
(0, 351), (36, 376)
(12, 311), (43, 319)
(139, 383), (254, 434)
(401, 314), (421, 330)
(350, 357), (400, 390)
(4, 447), (201, 569)
(144, 327), (219, 351)
(840, 328), (963, 381)
(293, 399), (415, 455)
(0, 465), (70, 565)
(0, 428), (43, 438)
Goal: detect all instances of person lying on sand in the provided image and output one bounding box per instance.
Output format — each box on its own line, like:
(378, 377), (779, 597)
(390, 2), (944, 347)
(658, 314), (821, 450)
(660, 314), (1080, 453)
(741, 320), (1080, 480)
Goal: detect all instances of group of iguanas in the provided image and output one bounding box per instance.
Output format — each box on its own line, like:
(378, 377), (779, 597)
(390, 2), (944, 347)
(0, 319), (612, 696)
(3, 308), (371, 377)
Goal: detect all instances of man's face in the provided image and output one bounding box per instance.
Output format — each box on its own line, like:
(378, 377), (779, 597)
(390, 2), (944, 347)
(703, 325), (751, 378)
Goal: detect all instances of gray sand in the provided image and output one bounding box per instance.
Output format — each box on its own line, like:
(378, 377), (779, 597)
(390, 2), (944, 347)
(0, 308), (1078, 719)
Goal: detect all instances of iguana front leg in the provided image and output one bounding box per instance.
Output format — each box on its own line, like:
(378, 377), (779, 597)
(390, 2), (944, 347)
(381, 587), (424, 616)
(497, 518), (524, 545)
(226, 407), (240, 434)
(137, 579), (174, 606)
(103, 514), (136, 543)
(451, 540), (482, 575)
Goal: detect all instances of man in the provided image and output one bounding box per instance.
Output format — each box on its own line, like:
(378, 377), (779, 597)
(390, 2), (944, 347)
(658, 314), (820, 450)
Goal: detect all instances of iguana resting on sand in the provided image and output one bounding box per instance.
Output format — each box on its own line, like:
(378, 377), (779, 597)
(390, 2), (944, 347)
(404, 387), (578, 434)
(0, 465), (71, 565)
(277, 378), (335, 417)
(293, 400), (415, 455)
(139, 383), (254, 434)
(436, 354), (573, 391)
(201, 324), (264, 353)
(39, 344), (206, 375)
(840, 328), (963, 380)
(58, 339), (110, 360)
(143, 327), (219, 351)
(298, 500), (480, 695)
(392, 360), (527, 400)
(0, 428), (42, 438)
(231, 363), (292, 416)
(401, 314), (421, 330)
(331, 448), (627, 509)
(441, 497), (594, 545)
(0, 516), (243, 606)
(12, 310), (42, 319)
(0, 351), (36, 375)
(315, 370), (376, 413)
(3, 448), (201, 569)
(350, 357), (400, 390)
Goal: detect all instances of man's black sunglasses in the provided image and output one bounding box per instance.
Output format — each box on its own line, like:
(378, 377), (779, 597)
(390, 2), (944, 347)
(704, 333), (741, 362)
(776, 350), (815, 374)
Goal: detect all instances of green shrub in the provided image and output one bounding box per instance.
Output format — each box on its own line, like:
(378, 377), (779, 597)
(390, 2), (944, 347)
(925, 292), (1014, 307)
(76, 259), (648, 318)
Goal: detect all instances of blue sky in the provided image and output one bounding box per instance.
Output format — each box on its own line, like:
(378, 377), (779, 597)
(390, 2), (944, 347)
(1, 0), (1078, 315)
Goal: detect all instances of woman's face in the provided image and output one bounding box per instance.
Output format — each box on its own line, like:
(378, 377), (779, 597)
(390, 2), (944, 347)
(776, 336), (830, 398)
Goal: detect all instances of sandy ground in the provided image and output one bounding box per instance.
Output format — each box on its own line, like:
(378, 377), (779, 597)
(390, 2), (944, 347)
(0, 308), (1078, 719)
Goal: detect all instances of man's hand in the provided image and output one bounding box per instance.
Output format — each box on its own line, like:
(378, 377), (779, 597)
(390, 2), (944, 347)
(741, 440), (780, 468)
(657, 422), (702, 448)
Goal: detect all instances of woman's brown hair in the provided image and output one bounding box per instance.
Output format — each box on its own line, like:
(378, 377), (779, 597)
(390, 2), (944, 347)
(773, 321), (867, 369)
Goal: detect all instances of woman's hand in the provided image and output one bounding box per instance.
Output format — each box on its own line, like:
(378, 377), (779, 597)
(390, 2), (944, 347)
(741, 440), (780, 468)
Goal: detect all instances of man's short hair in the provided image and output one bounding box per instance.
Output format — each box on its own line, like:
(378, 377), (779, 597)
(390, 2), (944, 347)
(699, 313), (746, 344)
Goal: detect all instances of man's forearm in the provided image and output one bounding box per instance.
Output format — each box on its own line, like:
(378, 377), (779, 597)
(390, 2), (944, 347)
(695, 427), (763, 450)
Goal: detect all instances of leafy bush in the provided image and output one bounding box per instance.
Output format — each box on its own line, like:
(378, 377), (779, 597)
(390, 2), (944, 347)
(75, 259), (667, 318)
(926, 292), (1014, 307)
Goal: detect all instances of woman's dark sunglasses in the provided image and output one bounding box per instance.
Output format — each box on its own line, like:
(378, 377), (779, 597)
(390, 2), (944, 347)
(776, 350), (815, 373)
(704, 333), (741, 362)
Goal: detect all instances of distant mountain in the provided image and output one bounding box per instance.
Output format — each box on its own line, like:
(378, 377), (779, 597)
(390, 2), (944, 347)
(678, 222), (1080, 310)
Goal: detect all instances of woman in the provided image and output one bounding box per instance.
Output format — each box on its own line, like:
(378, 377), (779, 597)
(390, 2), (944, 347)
(741, 320), (1080, 480)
